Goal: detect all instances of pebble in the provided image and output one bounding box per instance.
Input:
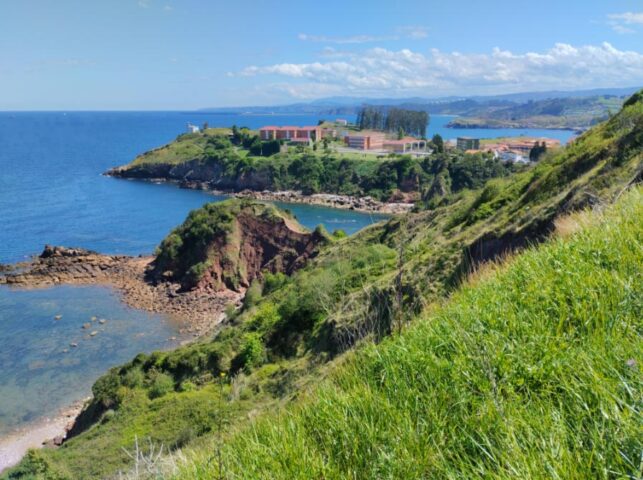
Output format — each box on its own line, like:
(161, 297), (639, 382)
(91, 316), (97, 321)
(98, 319), (106, 324)
(90, 331), (98, 337)
(70, 342), (78, 348)
(54, 315), (62, 320)
(62, 349), (69, 353)
(82, 322), (91, 329)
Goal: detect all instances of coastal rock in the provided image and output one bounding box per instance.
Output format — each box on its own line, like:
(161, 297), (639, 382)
(150, 200), (329, 292)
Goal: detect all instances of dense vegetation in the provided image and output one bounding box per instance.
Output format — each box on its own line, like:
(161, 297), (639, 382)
(356, 106), (429, 137)
(120, 128), (519, 201)
(175, 187), (642, 479)
(6, 90), (642, 479)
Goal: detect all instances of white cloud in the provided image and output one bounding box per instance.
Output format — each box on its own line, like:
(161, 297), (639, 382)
(397, 25), (429, 39)
(608, 12), (643, 33)
(298, 33), (397, 44)
(236, 43), (643, 97)
(138, 0), (150, 8)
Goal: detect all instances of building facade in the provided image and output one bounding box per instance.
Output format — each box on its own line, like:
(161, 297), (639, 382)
(457, 137), (480, 150)
(344, 133), (385, 150)
(259, 126), (322, 142)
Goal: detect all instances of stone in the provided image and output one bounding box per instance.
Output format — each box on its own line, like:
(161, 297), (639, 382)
(98, 318), (106, 324)
(82, 322), (91, 329)
(90, 331), (98, 336)
(54, 315), (62, 320)
(70, 342), (78, 348)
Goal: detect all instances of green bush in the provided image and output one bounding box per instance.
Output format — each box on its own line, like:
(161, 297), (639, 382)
(235, 333), (265, 373)
(148, 371), (175, 399)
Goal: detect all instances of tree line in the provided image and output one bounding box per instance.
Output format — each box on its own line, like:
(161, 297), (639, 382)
(356, 107), (429, 137)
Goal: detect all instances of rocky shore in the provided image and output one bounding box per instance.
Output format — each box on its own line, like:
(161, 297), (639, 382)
(229, 189), (413, 214)
(108, 174), (412, 214)
(0, 246), (242, 336)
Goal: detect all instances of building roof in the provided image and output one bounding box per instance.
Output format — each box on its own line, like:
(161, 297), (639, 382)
(259, 125), (319, 131)
(384, 136), (421, 145)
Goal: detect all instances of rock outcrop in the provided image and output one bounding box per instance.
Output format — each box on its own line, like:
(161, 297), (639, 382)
(151, 199), (329, 292)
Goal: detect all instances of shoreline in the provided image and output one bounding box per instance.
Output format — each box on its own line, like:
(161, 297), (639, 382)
(109, 175), (414, 214)
(0, 247), (243, 337)
(228, 189), (413, 214)
(0, 399), (87, 474)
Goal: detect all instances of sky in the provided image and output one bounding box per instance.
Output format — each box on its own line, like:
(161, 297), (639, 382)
(1, 0), (643, 110)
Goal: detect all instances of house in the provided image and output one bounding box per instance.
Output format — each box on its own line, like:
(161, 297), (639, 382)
(259, 126), (322, 142)
(335, 119), (348, 126)
(187, 123), (200, 134)
(457, 137), (480, 150)
(344, 133), (385, 150)
(383, 137), (428, 153)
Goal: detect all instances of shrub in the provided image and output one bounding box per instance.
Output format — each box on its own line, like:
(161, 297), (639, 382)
(148, 371), (175, 399)
(235, 333), (265, 373)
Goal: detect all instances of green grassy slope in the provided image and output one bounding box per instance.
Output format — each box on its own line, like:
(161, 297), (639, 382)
(175, 187), (642, 479)
(4, 91), (642, 479)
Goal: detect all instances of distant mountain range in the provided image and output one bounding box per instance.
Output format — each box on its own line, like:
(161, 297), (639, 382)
(198, 87), (641, 115)
(197, 87), (640, 130)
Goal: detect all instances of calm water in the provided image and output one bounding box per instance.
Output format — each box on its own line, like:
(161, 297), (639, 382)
(428, 115), (576, 144)
(0, 111), (572, 438)
(0, 111), (387, 438)
(0, 285), (184, 436)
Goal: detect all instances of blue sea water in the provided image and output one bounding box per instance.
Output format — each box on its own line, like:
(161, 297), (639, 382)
(428, 115), (576, 144)
(0, 111), (386, 438)
(0, 111), (574, 438)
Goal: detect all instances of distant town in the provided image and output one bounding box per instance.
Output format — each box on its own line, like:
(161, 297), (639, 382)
(188, 111), (562, 164)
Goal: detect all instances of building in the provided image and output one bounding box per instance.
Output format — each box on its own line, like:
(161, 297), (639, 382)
(457, 137), (480, 150)
(482, 138), (560, 155)
(335, 119), (348, 126)
(344, 133), (385, 150)
(383, 137), (428, 153)
(259, 126), (322, 142)
(187, 123), (200, 134)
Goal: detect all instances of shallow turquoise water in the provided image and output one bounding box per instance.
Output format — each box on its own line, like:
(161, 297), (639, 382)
(0, 285), (185, 436)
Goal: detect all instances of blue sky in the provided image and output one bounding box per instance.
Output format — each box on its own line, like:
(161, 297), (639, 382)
(1, 0), (643, 109)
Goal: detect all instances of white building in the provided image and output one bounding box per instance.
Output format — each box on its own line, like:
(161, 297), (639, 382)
(187, 123), (200, 134)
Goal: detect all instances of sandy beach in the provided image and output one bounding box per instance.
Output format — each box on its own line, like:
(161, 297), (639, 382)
(0, 400), (86, 473)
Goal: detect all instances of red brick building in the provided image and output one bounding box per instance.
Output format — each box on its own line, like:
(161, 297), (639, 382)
(259, 126), (322, 142)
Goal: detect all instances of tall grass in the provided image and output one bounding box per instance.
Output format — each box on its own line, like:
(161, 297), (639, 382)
(174, 188), (642, 479)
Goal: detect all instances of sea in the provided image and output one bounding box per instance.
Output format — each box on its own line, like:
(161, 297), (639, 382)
(0, 111), (575, 439)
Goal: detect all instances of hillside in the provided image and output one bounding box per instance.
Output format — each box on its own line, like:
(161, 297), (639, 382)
(5, 90), (642, 479)
(445, 95), (625, 130)
(107, 127), (518, 202)
(174, 186), (642, 479)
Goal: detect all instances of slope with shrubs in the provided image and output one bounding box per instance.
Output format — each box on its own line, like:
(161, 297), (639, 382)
(4, 91), (642, 479)
(174, 186), (642, 480)
(108, 126), (518, 201)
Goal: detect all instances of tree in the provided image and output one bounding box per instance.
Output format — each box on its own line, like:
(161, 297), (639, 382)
(432, 134), (444, 153)
(529, 141), (547, 162)
(397, 127), (405, 140)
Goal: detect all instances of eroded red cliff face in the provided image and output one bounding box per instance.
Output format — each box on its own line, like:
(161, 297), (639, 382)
(150, 203), (329, 293)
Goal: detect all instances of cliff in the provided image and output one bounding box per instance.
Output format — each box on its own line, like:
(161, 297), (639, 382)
(151, 199), (329, 292)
